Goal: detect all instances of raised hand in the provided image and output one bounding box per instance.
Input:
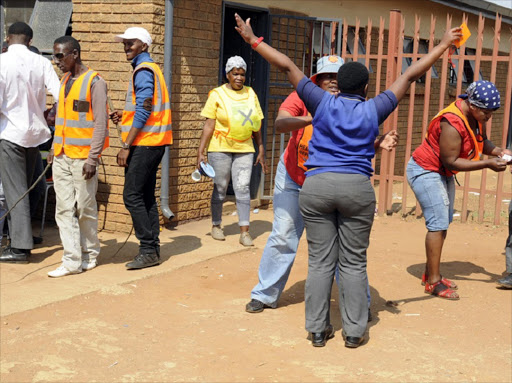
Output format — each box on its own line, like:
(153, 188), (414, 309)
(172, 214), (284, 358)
(379, 129), (399, 151)
(234, 13), (258, 45)
(441, 27), (463, 48)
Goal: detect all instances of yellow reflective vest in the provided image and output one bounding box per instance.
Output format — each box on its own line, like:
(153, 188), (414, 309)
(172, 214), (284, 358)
(211, 85), (262, 142)
(54, 69), (109, 158)
(120, 62), (172, 146)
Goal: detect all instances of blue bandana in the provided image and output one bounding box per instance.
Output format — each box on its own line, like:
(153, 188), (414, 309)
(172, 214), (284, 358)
(458, 81), (501, 109)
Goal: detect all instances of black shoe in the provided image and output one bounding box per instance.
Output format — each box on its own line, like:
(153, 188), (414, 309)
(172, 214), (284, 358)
(496, 273), (512, 289)
(0, 247), (29, 264)
(368, 309), (373, 322)
(245, 299), (272, 313)
(125, 252), (160, 270)
(342, 330), (364, 348)
(310, 324), (334, 347)
(33, 236), (43, 245)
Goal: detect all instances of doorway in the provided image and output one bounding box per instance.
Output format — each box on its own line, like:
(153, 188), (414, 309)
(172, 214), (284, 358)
(220, 2), (270, 199)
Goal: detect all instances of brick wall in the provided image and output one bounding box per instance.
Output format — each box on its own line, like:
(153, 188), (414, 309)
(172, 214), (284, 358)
(70, 0), (223, 232)
(170, 0), (222, 222)
(72, 0), (167, 232)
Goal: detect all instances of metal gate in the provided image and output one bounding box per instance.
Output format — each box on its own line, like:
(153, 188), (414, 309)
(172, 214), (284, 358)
(258, 10), (511, 226)
(259, 15), (342, 200)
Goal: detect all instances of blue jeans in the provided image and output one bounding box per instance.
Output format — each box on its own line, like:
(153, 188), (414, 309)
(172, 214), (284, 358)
(251, 158), (304, 306)
(251, 158), (371, 308)
(406, 158), (455, 231)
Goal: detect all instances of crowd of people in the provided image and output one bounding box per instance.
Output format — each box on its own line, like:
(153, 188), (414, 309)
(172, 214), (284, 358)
(1, 17), (511, 349)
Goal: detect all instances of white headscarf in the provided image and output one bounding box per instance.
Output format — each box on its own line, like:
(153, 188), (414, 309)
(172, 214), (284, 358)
(225, 56), (247, 74)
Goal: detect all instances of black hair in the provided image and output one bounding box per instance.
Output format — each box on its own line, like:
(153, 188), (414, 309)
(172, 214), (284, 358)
(8, 22), (33, 39)
(28, 45), (40, 54)
(337, 61), (369, 94)
(54, 35), (81, 55)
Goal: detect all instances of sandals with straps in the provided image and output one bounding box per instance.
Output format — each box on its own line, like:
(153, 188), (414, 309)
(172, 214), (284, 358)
(421, 273), (458, 290)
(424, 280), (460, 300)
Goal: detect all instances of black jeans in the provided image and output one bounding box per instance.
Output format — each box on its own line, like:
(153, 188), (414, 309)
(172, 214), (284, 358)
(123, 145), (165, 254)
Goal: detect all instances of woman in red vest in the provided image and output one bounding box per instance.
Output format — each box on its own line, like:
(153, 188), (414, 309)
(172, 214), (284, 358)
(407, 81), (511, 299)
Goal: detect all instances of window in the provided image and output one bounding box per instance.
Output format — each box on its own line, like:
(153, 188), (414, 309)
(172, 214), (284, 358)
(345, 27), (372, 72)
(449, 48), (483, 85)
(402, 37), (438, 82)
(311, 20), (341, 74)
(1, 0), (72, 56)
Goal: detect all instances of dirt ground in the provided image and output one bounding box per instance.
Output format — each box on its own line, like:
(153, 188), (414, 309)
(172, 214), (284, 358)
(0, 208), (511, 383)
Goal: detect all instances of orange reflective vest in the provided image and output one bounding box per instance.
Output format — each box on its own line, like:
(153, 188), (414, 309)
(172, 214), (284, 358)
(54, 69), (109, 158)
(121, 62), (172, 146)
(425, 101), (484, 175)
(296, 116), (313, 172)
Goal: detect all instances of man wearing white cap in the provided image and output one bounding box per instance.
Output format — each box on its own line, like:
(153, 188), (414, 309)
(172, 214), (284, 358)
(111, 27), (172, 270)
(246, 55), (398, 329)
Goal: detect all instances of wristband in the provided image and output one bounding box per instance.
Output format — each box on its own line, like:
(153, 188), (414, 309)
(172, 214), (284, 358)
(251, 36), (264, 49)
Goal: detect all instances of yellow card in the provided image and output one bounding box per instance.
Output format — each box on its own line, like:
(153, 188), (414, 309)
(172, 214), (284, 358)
(454, 23), (471, 48)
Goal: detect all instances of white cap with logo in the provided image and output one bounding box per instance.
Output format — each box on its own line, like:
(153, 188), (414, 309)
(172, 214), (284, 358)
(115, 27), (153, 46)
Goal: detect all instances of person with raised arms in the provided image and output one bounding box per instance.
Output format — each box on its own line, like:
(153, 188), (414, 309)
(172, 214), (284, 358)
(234, 13), (462, 348)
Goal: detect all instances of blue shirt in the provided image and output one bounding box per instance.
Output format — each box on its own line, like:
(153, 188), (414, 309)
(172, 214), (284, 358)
(131, 52), (155, 129)
(296, 76), (398, 178)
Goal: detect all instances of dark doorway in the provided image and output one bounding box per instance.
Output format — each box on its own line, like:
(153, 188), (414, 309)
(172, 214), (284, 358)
(220, 2), (269, 199)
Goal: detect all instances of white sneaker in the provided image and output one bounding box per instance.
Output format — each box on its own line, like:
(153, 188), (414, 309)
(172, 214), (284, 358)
(81, 260), (97, 271)
(47, 265), (82, 278)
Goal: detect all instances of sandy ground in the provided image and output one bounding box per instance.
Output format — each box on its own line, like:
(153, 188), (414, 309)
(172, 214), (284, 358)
(0, 208), (511, 383)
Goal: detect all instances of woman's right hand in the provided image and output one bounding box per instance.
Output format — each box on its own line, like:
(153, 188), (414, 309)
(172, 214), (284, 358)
(487, 157), (508, 172)
(197, 152), (207, 169)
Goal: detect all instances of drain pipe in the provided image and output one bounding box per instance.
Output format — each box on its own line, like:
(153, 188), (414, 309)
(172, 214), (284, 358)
(160, 0), (175, 220)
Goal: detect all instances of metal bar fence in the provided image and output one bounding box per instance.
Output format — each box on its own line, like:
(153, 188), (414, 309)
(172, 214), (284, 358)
(262, 10), (511, 224)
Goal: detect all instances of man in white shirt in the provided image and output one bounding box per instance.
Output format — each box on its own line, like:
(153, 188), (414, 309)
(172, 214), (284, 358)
(0, 22), (60, 263)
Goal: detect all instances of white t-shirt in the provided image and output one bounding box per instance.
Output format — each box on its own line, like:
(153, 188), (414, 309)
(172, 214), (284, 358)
(0, 44), (60, 147)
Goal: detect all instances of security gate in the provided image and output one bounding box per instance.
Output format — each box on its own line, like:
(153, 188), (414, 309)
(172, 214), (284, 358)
(260, 15), (342, 199)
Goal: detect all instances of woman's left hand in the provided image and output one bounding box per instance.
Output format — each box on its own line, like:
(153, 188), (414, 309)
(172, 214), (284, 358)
(501, 148), (512, 164)
(255, 151), (268, 174)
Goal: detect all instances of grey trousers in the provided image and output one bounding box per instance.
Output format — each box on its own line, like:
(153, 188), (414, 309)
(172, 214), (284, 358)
(208, 152), (253, 227)
(0, 139), (38, 250)
(299, 172), (375, 337)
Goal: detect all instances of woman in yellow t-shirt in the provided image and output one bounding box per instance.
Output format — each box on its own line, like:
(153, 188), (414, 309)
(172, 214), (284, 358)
(197, 56), (267, 246)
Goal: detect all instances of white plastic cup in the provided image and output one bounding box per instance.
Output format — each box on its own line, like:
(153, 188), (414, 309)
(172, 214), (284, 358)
(191, 169), (201, 182)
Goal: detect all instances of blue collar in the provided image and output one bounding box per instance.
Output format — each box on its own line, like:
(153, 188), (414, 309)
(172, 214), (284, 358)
(131, 51), (153, 68)
(338, 93), (365, 102)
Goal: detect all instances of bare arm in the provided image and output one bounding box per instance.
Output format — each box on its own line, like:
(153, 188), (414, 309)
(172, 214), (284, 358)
(274, 110), (313, 134)
(234, 14), (305, 89)
(253, 129), (268, 174)
(197, 118), (215, 168)
(388, 28), (462, 102)
(439, 121), (507, 173)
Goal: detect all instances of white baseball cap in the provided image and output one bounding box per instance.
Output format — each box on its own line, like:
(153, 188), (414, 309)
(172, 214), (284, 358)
(115, 27), (152, 46)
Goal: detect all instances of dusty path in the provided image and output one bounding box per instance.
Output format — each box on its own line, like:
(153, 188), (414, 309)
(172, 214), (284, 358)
(1, 211), (511, 382)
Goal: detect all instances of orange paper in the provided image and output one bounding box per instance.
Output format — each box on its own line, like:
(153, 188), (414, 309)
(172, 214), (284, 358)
(454, 23), (471, 48)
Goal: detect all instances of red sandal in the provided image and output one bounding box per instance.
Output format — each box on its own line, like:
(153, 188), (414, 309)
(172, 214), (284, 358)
(421, 273), (458, 290)
(424, 280), (459, 300)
